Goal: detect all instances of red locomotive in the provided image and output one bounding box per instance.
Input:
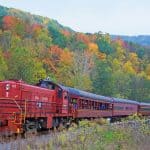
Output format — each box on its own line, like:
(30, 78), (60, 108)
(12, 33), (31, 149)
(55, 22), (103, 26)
(0, 78), (150, 135)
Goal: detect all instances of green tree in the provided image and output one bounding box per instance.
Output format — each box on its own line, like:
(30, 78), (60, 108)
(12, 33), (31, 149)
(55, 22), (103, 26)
(48, 23), (67, 48)
(96, 33), (114, 55)
(0, 48), (7, 80)
(7, 46), (46, 83)
(92, 60), (114, 96)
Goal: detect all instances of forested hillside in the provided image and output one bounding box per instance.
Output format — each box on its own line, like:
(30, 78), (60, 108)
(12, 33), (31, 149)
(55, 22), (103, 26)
(0, 5), (150, 102)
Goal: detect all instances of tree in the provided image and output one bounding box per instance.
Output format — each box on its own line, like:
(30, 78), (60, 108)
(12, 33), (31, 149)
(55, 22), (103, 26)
(56, 48), (74, 86)
(66, 35), (87, 51)
(96, 33), (114, 55)
(75, 33), (90, 44)
(112, 70), (131, 98)
(88, 42), (106, 60)
(92, 60), (114, 96)
(129, 75), (150, 102)
(48, 23), (67, 48)
(0, 48), (7, 80)
(123, 61), (136, 74)
(7, 46), (46, 83)
(0, 30), (12, 51)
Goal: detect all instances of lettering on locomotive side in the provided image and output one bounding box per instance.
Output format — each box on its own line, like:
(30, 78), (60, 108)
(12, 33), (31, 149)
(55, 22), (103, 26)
(35, 95), (40, 100)
(42, 96), (48, 102)
(12, 84), (17, 88)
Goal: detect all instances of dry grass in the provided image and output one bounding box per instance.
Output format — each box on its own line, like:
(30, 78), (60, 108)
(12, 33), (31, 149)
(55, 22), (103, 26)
(0, 117), (150, 150)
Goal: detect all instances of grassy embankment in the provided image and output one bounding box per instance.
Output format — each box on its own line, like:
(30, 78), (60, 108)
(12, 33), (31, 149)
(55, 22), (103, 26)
(3, 115), (150, 150)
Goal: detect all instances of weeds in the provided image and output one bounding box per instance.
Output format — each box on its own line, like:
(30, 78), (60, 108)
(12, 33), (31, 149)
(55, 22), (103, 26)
(1, 117), (149, 150)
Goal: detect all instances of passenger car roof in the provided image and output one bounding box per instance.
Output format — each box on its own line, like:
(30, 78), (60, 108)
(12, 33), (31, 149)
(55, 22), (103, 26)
(140, 102), (150, 106)
(59, 85), (113, 102)
(112, 97), (139, 104)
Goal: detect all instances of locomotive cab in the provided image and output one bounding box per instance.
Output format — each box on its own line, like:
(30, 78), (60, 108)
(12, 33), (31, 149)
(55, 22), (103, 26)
(37, 79), (56, 90)
(37, 79), (69, 114)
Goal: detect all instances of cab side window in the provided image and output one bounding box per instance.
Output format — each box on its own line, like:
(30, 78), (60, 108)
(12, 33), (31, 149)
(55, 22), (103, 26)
(47, 83), (55, 90)
(40, 82), (47, 88)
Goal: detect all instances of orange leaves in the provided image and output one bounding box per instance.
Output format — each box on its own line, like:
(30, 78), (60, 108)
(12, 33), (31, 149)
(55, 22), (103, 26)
(31, 23), (43, 37)
(50, 45), (62, 60)
(2, 16), (17, 30)
(2, 15), (26, 37)
(76, 33), (90, 44)
(41, 45), (73, 73)
(88, 43), (99, 55)
(61, 29), (71, 37)
(41, 45), (62, 72)
(32, 24), (42, 30)
(60, 49), (73, 65)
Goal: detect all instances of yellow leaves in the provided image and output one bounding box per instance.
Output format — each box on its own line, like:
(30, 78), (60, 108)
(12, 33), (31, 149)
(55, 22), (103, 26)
(116, 46), (125, 61)
(43, 18), (50, 25)
(138, 71), (147, 79)
(88, 43), (98, 53)
(88, 43), (106, 60)
(60, 49), (73, 65)
(112, 58), (121, 70)
(145, 64), (150, 76)
(123, 61), (136, 74)
(145, 64), (150, 80)
(129, 52), (139, 65)
(33, 62), (47, 82)
(128, 52), (140, 73)
(87, 43), (99, 59)
(129, 52), (138, 61)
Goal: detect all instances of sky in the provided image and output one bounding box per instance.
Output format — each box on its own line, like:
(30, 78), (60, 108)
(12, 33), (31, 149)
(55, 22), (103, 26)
(0, 0), (150, 35)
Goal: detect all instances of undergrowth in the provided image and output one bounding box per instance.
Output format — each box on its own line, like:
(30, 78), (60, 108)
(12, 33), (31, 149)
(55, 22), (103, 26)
(2, 116), (150, 150)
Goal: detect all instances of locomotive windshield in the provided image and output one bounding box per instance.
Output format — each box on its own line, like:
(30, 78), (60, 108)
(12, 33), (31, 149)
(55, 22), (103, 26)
(37, 80), (55, 90)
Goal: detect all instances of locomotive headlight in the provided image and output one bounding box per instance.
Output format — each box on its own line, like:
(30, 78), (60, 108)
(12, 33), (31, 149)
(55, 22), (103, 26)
(6, 84), (10, 91)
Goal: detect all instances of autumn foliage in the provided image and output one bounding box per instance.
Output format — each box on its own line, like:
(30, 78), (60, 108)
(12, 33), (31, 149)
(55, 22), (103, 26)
(0, 6), (150, 102)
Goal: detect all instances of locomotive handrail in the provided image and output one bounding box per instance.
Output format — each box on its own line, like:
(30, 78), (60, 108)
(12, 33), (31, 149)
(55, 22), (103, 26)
(24, 99), (27, 123)
(0, 97), (22, 110)
(0, 97), (23, 124)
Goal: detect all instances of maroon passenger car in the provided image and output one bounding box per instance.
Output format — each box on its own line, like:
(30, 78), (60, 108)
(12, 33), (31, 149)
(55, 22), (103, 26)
(139, 103), (150, 116)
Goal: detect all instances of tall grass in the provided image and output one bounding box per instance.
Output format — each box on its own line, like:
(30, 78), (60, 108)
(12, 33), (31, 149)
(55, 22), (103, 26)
(1, 117), (150, 150)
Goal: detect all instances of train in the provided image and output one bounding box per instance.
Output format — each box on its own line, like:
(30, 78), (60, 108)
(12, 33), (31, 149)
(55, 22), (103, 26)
(0, 78), (150, 135)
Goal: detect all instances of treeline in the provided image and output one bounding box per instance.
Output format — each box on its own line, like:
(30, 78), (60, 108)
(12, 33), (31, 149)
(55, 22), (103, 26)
(0, 5), (150, 102)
